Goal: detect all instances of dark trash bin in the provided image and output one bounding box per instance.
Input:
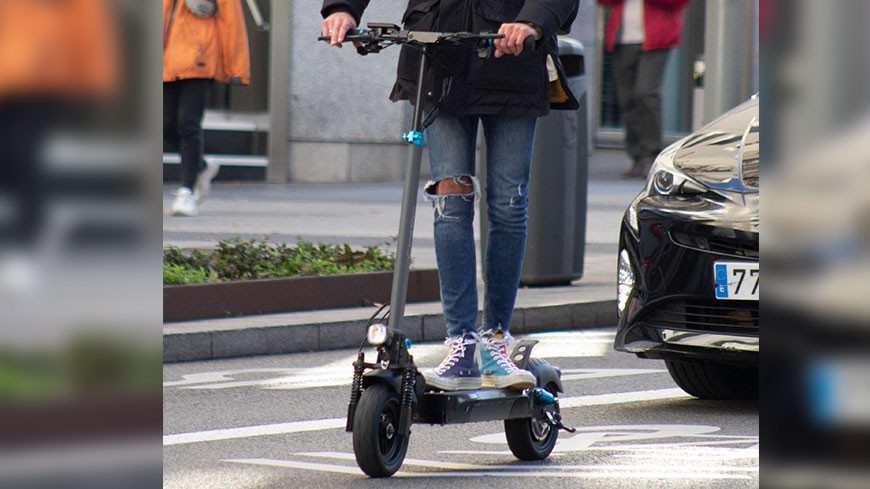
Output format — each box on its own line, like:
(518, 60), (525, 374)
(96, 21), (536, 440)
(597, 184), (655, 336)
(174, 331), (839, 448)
(480, 36), (589, 286)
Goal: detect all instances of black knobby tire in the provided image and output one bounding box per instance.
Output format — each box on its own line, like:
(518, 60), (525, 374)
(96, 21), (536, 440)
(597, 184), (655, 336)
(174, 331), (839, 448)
(504, 383), (559, 460)
(352, 383), (410, 477)
(665, 359), (758, 400)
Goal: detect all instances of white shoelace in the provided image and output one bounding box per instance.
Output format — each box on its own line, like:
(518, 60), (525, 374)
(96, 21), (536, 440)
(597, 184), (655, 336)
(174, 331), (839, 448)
(483, 333), (519, 373)
(491, 345), (518, 373)
(434, 336), (474, 375)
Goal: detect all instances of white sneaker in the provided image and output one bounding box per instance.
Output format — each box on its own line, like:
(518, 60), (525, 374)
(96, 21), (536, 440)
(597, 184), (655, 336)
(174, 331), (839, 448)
(194, 158), (219, 202)
(0, 251), (38, 296)
(171, 187), (197, 217)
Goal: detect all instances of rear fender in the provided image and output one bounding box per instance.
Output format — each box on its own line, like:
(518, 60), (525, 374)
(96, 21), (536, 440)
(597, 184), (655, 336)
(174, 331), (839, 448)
(510, 340), (564, 393)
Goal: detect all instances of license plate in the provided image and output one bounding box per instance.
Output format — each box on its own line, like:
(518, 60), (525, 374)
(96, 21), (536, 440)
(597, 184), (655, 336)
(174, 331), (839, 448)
(714, 261), (759, 301)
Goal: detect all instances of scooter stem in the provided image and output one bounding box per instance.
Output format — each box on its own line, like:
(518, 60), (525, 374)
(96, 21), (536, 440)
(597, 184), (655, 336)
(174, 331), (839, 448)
(388, 47), (429, 331)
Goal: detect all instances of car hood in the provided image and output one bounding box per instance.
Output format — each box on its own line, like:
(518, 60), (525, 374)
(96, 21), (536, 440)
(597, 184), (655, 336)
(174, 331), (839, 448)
(673, 98), (759, 193)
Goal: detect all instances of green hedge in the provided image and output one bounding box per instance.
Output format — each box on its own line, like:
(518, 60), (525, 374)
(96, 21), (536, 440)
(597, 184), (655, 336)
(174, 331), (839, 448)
(163, 238), (396, 285)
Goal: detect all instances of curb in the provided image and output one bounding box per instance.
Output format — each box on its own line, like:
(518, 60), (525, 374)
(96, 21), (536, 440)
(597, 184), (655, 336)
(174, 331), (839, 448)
(163, 300), (617, 363)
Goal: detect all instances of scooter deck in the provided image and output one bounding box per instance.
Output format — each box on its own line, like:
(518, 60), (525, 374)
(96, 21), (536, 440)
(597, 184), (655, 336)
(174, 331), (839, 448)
(415, 388), (533, 425)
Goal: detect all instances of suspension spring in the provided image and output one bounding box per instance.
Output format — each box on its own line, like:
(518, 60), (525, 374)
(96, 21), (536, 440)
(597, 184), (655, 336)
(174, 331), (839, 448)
(349, 352), (365, 406)
(400, 367), (415, 410)
(345, 352), (366, 431)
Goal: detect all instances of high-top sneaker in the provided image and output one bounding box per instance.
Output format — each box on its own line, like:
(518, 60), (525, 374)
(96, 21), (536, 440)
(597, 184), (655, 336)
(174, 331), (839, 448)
(421, 333), (482, 391)
(479, 329), (536, 389)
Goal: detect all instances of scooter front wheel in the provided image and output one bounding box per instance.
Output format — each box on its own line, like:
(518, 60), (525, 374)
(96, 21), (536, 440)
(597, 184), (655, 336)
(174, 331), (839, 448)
(504, 383), (560, 460)
(352, 383), (409, 477)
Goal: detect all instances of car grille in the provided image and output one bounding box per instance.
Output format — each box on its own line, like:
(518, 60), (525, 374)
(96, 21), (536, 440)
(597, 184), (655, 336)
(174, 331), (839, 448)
(670, 226), (759, 259)
(643, 299), (759, 336)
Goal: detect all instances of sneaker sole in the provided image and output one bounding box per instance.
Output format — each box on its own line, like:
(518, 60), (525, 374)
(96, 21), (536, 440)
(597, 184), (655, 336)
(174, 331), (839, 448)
(423, 375), (482, 391)
(481, 373), (537, 390)
(171, 208), (197, 217)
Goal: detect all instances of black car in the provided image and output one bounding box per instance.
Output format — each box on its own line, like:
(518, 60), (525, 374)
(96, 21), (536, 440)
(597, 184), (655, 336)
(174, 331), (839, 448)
(614, 97), (759, 400)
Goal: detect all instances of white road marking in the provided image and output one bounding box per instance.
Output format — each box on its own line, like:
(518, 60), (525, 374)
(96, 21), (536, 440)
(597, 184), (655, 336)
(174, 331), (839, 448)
(296, 451), (758, 473)
(472, 424), (725, 448)
(163, 418), (345, 446)
(559, 388), (691, 408)
(163, 330), (631, 392)
(611, 443), (760, 461)
(226, 458), (753, 480)
(163, 368), (300, 387)
(165, 365), (665, 392)
(297, 452), (487, 470)
(558, 368), (667, 381)
(528, 339), (612, 358)
(164, 389), (691, 447)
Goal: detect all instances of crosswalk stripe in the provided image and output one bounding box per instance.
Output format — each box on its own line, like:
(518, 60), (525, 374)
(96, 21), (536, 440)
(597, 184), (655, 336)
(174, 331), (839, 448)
(163, 418), (345, 446)
(226, 458), (753, 480)
(559, 388), (691, 408)
(164, 389), (689, 446)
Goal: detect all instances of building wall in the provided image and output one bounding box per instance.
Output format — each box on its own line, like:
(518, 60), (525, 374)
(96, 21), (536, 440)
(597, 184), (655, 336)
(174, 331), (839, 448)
(286, 0), (599, 182)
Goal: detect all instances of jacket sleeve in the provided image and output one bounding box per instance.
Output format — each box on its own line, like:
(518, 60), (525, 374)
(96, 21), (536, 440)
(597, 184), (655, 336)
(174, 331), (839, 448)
(645, 0), (690, 9)
(321, 0), (370, 25)
(217, 0), (251, 84)
(516, 0), (581, 39)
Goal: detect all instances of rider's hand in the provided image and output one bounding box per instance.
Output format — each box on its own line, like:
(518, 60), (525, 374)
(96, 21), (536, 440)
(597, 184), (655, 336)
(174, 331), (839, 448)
(322, 11), (357, 47)
(493, 22), (538, 58)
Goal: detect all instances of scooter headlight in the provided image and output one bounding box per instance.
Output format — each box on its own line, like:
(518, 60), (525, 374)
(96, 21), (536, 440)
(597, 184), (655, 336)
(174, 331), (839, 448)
(367, 323), (392, 346)
(617, 249), (635, 316)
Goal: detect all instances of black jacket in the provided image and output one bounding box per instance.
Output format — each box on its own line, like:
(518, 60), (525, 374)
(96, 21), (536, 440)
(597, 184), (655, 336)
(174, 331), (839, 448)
(321, 0), (580, 117)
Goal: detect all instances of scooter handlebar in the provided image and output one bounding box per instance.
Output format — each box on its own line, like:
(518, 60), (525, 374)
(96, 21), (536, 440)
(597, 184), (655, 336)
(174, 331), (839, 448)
(317, 31), (374, 43)
(318, 29), (541, 60)
(317, 27), (508, 48)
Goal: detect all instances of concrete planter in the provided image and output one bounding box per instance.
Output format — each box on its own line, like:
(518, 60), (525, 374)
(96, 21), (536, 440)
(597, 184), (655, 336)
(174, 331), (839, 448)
(3, 395), (161, 446)
(163, 269), (440, 323)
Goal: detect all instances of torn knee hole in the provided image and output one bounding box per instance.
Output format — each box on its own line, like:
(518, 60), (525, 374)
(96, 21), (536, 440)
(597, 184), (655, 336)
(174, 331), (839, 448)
(432, 177), (474, 195)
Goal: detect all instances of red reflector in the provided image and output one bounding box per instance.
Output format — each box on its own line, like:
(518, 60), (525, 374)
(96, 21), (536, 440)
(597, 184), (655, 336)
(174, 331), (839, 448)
(643, 257), (652, 268)
(650, 224), (662, 237)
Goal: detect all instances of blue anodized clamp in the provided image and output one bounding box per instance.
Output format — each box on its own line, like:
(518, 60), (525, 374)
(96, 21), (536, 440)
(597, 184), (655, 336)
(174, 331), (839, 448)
(402, 130), (425, 146)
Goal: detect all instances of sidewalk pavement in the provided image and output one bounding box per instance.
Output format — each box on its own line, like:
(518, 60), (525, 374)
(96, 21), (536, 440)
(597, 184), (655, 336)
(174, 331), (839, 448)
(163, 149), (645, 362)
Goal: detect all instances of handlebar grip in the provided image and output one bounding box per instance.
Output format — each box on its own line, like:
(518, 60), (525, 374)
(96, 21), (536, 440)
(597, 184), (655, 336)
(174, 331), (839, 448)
(523, 35), (536, 51)
(318, 31), (369, 43)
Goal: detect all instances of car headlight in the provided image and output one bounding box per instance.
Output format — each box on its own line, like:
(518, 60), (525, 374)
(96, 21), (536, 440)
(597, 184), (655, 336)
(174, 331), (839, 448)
(626, 142), (707, 234)
(617, 249), (635, 316)
(366, 323), (392, 346)
(646, 142), (706, 197)
(650, 168), (706, 196)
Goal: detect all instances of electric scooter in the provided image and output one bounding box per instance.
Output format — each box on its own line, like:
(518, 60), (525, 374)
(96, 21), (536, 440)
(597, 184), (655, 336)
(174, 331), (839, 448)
(319, 23), (575, 478)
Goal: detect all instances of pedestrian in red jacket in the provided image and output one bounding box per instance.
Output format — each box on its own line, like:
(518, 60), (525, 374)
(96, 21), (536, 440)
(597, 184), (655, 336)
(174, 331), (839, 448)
(598, 0), (689, 178)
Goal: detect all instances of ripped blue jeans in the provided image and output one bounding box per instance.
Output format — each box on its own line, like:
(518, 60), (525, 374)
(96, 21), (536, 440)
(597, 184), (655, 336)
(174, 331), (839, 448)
(424, 114), (537, 337)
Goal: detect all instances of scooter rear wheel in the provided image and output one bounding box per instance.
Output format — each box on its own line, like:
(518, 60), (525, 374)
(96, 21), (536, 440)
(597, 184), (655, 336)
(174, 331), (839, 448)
(504, 383), (559, 460)
(352, 383), (409, 477)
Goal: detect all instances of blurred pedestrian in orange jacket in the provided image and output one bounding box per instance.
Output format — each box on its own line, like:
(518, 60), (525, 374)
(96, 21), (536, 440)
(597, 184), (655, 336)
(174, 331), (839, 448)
(163, 0), (250, 217)
(0, 0), (118, 101)
(0, 0), (118, 282)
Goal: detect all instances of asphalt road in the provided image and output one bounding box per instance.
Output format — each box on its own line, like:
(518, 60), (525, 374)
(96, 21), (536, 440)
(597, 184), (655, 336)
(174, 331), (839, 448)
(163, 328), (759, 488)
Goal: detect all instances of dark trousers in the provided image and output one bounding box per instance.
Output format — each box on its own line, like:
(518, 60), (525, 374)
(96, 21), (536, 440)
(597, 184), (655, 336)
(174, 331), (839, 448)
(163, 78), (213, 189)
(0, 101), (53, 247)
(612, 44), (670, 161)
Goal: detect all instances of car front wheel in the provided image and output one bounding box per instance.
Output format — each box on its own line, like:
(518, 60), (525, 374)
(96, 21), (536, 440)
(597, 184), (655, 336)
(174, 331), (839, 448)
(665, 359), (758, 400)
